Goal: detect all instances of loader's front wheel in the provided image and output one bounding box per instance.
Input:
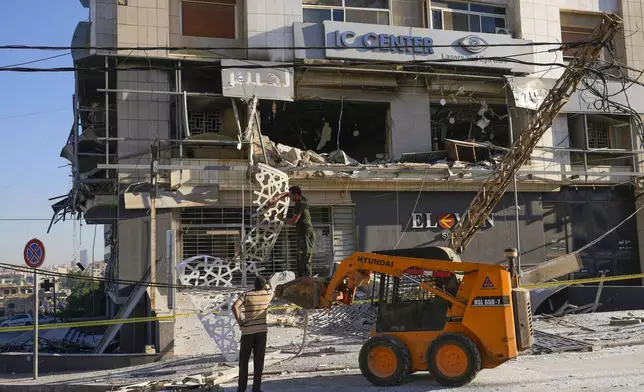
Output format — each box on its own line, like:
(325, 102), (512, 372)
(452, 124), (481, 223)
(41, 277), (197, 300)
(427, 333), (481, 387)
(359, 335), (410, 386)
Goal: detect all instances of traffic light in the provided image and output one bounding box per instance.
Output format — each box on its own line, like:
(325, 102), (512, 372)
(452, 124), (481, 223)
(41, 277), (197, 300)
(41, 279), (53, 292)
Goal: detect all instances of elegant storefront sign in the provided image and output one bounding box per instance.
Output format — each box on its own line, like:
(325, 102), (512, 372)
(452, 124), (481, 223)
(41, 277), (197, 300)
(410, 212), (494, 230)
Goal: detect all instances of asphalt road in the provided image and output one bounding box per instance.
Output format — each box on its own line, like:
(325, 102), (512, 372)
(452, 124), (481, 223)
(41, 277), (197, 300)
(220, 345), (644, 392)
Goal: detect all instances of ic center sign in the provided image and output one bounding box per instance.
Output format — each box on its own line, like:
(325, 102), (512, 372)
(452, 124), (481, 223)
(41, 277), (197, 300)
(410, 213), (494, 230)
(321, 21), (536, 73)
(335, 31), (435, 55)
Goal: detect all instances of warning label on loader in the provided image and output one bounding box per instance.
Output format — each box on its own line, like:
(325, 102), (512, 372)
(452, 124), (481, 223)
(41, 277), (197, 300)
(482, 276), (495, 289)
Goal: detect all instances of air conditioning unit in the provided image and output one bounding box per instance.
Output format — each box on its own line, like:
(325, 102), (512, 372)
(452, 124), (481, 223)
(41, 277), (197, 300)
(495, 27), (513, 36)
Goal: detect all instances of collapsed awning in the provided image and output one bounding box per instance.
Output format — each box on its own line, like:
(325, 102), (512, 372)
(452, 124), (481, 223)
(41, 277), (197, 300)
(505, 76), (644, 113)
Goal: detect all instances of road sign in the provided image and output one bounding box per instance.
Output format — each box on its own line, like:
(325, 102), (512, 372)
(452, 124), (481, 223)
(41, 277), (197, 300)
(24, 238), (46, 269)
(438, 214), (455, 230)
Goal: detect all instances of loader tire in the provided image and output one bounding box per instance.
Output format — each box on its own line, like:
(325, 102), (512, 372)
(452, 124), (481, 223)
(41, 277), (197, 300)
(359, 335), (411, 386)
(427, 333), (481, 387)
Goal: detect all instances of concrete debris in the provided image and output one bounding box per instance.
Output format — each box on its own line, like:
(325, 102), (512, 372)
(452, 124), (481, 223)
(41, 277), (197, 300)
(256, 134), (506, 178)
(610, 317), (642, 326)
(117, 371), (224, 391)
(326, 150), (358, 165)
(550, 301), (603, 317)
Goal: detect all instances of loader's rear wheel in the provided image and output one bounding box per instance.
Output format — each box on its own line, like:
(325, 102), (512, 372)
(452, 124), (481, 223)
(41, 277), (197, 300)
(427, 333), (481, 387)
(359, 335), (410, 386)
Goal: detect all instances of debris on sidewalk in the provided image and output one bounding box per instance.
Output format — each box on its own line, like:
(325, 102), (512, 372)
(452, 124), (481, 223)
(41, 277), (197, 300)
(115, 372), (224, 391)
(610, 316), (643, 326)
(532, 330), (596, 354)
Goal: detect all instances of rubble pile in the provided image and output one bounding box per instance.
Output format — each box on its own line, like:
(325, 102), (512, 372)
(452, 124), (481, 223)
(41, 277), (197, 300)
(0, 327), (100, 354)
(254, 133), (508, 180)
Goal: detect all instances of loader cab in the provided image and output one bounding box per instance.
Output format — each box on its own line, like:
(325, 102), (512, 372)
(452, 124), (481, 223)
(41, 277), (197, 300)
(372, 246), (461, 334)
(375, 273), (451, 333)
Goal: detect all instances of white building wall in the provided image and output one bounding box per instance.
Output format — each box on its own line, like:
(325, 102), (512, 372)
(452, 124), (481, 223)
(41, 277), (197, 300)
(116, 0), (170, 58)
(246, 0), (302, 61)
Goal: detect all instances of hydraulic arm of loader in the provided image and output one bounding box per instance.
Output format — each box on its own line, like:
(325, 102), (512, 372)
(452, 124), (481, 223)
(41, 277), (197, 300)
(449, 14), (623, 254)
(276, 252), (506, 310)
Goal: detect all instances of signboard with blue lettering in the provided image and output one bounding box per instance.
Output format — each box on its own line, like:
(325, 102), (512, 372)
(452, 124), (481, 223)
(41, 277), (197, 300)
(318, 21), (536, 73)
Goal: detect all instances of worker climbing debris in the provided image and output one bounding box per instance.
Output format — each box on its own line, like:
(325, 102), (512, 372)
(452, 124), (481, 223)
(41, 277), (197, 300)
(269, 185), (316, 278)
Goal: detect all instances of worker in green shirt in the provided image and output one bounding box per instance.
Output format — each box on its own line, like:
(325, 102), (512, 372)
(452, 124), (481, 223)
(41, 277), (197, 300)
(269, 186), (316, 277)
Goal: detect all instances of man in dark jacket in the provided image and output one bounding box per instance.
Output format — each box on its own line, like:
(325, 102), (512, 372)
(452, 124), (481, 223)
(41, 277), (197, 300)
(269, 185), (316, 277)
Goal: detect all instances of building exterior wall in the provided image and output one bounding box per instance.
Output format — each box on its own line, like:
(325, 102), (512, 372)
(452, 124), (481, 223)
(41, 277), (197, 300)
(352, 191), (546, 266)
(68, 0), (644, 354)
(353, 187), (641, 280)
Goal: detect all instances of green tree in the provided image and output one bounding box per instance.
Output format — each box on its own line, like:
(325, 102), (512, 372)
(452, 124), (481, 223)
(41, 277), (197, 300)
(60, 271), (100, 319)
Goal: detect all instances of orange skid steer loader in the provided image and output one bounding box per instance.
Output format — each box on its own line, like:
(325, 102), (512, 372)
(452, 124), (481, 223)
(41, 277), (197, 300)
(275, 248), (533, 387)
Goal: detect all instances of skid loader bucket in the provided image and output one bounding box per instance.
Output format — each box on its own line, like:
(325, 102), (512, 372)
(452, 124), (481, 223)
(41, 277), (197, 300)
(275, 276), (323, 310)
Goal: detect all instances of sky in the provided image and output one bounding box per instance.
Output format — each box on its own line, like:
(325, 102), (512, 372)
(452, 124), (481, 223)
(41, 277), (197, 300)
(0, 1), (104, 266)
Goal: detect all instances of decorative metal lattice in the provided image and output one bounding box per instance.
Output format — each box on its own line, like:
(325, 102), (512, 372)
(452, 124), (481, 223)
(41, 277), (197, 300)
(177, 163), (289, 285)
(176, 164), (289, 362)
(188, 111), (223, 135)
(195, 293), (242, 362)
(176, 255), (239, 287)
(587, 122), (610, 149)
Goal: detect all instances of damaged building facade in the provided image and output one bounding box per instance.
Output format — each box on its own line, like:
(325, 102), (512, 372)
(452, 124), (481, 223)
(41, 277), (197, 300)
(57, 0), (644, 353)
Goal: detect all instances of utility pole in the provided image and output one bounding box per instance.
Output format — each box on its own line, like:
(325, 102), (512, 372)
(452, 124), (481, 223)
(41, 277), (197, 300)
(52, 277), (56, 321)
(33, 270), (38, 379)
(505, 93), (522, 274)
(150, 137), (159, 311)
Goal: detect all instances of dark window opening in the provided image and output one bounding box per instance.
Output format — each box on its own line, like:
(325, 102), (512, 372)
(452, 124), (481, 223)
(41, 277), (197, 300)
(169, 95), (245, 160)
(431, 103), (510, 150)
(566, 113), (634, 168)
(258, 100), (390, 163)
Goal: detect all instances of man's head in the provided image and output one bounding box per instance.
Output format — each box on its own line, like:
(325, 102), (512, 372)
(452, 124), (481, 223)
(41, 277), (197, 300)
(254, 276), (267, 290)
(288, 186), (302, 201)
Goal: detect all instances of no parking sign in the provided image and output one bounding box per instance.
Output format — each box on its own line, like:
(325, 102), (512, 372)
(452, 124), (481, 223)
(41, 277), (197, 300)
(23, 238), (46, 269)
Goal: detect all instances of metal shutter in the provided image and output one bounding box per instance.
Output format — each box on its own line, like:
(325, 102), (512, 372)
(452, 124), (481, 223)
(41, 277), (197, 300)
(180, 206), (334, 278)
(271, 206), (333, 277)
(332, 206), (356, 272)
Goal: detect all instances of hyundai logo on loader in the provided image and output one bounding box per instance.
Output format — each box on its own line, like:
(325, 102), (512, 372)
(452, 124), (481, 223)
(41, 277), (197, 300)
(357, 256), (394, 268)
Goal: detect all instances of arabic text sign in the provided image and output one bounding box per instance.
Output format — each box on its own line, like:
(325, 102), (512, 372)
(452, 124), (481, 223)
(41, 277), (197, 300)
(221, 60), (295, 101)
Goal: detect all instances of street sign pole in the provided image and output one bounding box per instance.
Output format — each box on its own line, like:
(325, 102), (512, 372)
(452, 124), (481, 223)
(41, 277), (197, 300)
(23, 238), (45, 381)
(33, 269), (38, 380)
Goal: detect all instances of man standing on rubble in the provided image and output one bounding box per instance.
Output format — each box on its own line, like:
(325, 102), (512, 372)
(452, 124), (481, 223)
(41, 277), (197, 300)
(232, 276), (274, 392)
(269, 185), (316, 277)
